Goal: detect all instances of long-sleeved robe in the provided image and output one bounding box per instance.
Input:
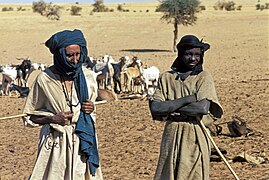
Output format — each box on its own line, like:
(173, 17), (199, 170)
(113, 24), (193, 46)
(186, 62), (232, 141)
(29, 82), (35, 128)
(152, 70), (223, 180)
(23, 67), (103, 180)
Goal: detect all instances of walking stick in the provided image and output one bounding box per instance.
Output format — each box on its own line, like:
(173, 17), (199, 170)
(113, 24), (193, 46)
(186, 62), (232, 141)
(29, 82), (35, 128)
(198, 117), (240, 180)
(0, 101), (108, 121)
(0, 113), (27, 120)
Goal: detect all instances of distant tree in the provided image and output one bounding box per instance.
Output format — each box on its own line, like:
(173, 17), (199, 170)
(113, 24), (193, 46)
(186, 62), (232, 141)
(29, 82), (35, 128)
(117, 4), (123, 11)
(17, 6), (26, 11)
(224, 1), (235, 11)
(199, 5), (206, 11)
(32, 1), (62, 20)
(92, 0), (113, 12)
(266, 3), (269, 9)
(156, 0), (201, 52)
(46, 3), (63, 20)
(236, 5), (242, 11)
(2, 7), (14, 11)
(32, 0), (47, 15)
(70, 5), (82, 15)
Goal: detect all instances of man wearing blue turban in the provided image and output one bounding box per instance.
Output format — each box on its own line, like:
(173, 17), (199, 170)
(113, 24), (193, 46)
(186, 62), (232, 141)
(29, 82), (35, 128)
(23, 29), (103, 179)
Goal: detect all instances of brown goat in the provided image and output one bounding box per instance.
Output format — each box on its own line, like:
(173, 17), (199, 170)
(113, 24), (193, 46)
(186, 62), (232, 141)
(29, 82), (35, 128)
(96, 88), (118, 102)
(122, 63), (144, 94)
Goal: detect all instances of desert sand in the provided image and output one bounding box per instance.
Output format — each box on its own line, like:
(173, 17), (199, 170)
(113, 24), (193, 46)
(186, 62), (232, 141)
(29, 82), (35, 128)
(0, 0), (268, 179)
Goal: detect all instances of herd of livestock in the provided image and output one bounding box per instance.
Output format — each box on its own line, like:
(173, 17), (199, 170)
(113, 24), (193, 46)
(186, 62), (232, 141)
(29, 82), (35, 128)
(0, 55), (160, 100)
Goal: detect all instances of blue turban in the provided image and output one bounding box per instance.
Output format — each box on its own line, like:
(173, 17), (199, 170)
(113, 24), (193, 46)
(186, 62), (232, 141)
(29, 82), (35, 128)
(45, 29), (87, 79)
(45, 29), (100, 176)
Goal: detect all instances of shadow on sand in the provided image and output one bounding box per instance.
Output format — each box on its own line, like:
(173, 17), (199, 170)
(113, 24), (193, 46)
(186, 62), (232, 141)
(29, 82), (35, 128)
(121, 49), (171, 53)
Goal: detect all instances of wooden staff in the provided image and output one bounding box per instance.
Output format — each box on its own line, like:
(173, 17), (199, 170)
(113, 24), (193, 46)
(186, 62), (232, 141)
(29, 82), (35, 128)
(198, 118), (240, 180)
(0, 100), (107, 121)
(0, 113), (27, 120)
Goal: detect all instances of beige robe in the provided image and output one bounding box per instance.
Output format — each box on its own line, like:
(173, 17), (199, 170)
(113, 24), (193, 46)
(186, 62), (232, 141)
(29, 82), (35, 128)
(23, 67), (103, 180)
(152, 70), (223, 180)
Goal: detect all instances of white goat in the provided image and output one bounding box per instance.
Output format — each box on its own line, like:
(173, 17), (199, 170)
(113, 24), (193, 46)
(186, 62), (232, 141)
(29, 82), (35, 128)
(102, 54), (115, 64)
(91, 56), (114, 90)
(0, 66), (20, 96)
(140, 66), (160, 96)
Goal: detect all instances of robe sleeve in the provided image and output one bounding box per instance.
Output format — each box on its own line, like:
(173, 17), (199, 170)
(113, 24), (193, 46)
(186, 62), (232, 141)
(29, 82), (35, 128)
(22, 73), (55, 127)
(196, 71), (224, 119)
(150, 73), (169, 121)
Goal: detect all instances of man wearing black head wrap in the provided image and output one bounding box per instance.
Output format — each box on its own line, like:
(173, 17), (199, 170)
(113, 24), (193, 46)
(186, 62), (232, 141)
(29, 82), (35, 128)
(149, 35), (224, 180)
(23, 29), (103, 179)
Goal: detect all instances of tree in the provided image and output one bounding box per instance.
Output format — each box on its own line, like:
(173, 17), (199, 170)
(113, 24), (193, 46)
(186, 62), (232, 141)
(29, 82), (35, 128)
(92, 0), (113, 12)
(70, 5), (82, 15)
(156, 0), (201, 52)
(32, 1), (62, 20)
(32, 0), (47, 15)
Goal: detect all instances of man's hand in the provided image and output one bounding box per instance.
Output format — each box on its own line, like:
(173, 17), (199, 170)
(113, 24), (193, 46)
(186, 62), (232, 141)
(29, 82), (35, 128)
(51, 111), (73, 125)
(81, 99), (95, 114)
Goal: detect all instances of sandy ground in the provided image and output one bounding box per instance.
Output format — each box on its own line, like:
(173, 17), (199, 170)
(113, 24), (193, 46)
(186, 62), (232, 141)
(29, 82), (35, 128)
(0, 0), (268, 179)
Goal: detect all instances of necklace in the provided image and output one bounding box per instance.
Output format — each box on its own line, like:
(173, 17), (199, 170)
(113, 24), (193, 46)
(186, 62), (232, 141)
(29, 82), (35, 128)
(60, 77), (79, 113)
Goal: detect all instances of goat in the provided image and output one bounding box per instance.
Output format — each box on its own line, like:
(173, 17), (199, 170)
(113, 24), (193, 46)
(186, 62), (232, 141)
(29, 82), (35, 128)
(9, 83), (30, 98)
(84, 56), (97, 69)
(84, 68), (102, 101)
(23, 62), (47, 87)
(96, 88), (118, 102)
(140, 65), (160, 96)
(0, 58), (32, 96)
(126, 56), (142, 68)
(0, 72), (15, 96)
(15, 57), (32, 86)
(122, 59), (145, 94)
(88, 55), (114, 90)
(102, 54), (115, 64)
(1, 66), (21, 96)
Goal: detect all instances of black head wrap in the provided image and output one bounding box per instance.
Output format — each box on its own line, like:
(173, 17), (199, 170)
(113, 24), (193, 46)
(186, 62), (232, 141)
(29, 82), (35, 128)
(171, 35), (210, 75)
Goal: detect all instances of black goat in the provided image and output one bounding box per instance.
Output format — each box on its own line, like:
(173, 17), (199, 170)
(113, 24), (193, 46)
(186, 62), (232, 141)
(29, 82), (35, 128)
(16, 58), (32, 86)
(9, 83), (30, 98)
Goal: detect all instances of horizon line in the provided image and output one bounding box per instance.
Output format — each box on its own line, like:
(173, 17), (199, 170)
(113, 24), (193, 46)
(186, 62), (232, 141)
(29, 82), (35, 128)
(0, 0), (158, 4)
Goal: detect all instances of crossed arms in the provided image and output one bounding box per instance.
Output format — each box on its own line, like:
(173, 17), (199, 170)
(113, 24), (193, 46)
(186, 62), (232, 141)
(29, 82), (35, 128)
(149, 95), (211, 120)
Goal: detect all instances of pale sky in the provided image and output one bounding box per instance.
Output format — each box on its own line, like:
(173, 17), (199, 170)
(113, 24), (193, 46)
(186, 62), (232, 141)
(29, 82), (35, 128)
(0, 0), (157, 4)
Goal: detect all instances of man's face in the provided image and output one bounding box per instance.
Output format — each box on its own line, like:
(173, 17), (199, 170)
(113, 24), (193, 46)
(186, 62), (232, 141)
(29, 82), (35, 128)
(182, 47), (202, 69)
(65, 44), (81, 64)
